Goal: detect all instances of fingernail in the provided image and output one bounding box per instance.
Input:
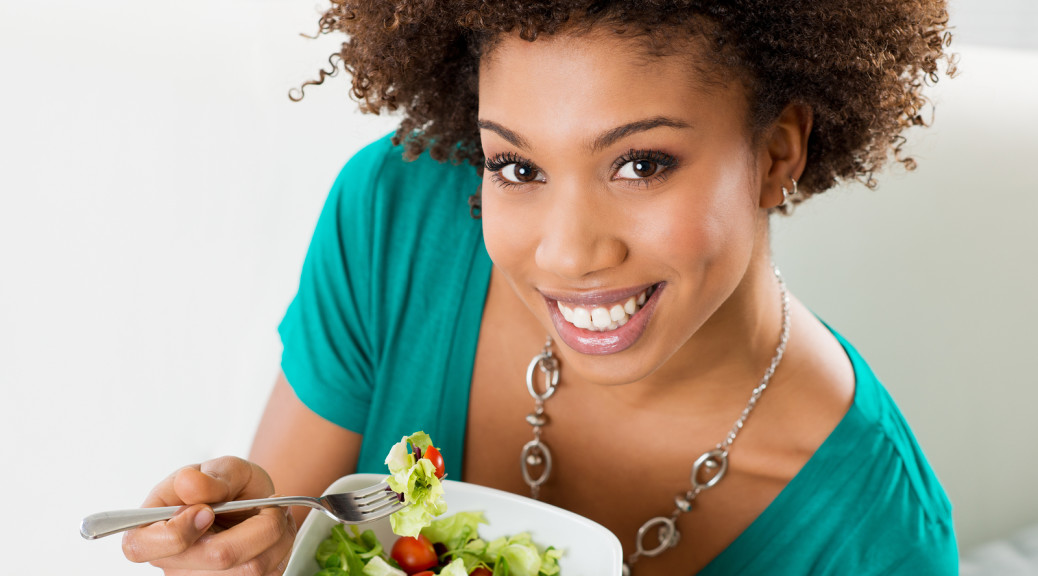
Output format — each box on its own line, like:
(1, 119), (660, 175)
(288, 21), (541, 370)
(194, 508), (214, 531)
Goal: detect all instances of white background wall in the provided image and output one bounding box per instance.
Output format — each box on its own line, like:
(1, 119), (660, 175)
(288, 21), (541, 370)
(1, 1), (1036, 573)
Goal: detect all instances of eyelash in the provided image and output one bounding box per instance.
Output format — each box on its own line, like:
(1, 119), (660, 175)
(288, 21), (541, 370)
(484, 152), (525, 173)
(484, 152), (529, 190)
(612, 149), (678, 188)
(483, 148), (679, 190)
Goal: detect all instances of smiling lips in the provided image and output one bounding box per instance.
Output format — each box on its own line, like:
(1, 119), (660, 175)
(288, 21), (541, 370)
(556, 285), (657, 332)
(543, 283), (662, 355)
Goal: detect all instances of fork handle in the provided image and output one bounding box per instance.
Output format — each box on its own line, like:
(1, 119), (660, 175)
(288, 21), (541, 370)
(80, 496), (321, 540)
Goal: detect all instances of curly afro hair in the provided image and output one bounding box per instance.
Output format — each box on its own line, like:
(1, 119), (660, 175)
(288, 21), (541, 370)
(295, 0), (954, 205)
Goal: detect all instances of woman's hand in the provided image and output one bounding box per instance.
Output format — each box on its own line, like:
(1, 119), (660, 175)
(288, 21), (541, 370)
(121, 456), (297, 575)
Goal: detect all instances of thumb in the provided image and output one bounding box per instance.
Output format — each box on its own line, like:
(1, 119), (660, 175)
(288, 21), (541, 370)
(164, 503), (215, 539)
(186, 504), (215, 533)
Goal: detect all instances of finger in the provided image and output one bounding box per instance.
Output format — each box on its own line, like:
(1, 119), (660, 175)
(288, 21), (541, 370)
(222, 509), (296, 576)
(246, 527), (295, 576)
(122, 503), (215, 564)
(139, 464), (200, 509)
(190, 522), (294, 576)
(171, 456), (272, 506)
(149, 504), (291, 572)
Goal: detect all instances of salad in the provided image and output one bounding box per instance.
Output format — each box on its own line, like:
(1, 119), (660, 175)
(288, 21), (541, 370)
(311, 431), (562, 576)
(312, 511), (562, 576)
(383, 432), (448, 538)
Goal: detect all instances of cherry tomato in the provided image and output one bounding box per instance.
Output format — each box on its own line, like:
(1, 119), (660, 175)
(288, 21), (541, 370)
(390, 534), (438, 574)
(423, 445), (446, 479)
(470, 567), (493, 576)
(413, 572), (435, 576)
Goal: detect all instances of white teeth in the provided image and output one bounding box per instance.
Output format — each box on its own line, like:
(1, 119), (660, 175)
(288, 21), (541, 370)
(591, 308), (611, 329)
(572, 307), (592, 329)
(558, 301), (574, 323)
(555, 286), (655, 333)
(624, 297), (636, 315)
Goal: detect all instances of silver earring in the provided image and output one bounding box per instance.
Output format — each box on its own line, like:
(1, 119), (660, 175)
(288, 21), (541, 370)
(780, 178), (799, 206)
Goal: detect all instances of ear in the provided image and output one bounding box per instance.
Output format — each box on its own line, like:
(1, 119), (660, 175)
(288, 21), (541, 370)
(758, 103), (812, 210)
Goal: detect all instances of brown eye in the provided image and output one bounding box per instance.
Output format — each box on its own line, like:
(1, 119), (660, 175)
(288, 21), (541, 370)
(501, 162), (544, 184)
(617, 159), (662, 179)
(633, 160), (658, 178)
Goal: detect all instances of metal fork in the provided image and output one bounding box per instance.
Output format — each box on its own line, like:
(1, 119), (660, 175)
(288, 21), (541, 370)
(80, 480), (404, 540)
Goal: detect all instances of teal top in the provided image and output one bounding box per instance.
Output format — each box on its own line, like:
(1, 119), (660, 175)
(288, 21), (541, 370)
(279, 134), (958, 575)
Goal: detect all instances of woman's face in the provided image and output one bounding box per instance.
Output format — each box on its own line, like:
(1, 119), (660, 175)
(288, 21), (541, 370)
(479, 30), (771, 386)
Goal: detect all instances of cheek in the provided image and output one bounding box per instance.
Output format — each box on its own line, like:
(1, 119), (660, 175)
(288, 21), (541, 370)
(643, 171), (759, 271)
(480, 179), (530, 270)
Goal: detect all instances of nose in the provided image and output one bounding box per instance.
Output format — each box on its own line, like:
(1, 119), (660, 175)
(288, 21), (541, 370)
(534, 185), (628, 280)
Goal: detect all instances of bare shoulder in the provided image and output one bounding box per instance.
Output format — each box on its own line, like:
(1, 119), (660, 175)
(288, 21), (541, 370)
(785, 296), (857, 415)
(749, 296), (856, 474)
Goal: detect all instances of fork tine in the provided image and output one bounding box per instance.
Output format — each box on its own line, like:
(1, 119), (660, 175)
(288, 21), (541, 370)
(353, 487), (402, 507)
(355, 491), (403, 512)
(353, 486), (395, 503)
(349, 473), (447, 504)
(330, 474), (448, 522)
(347, 480), (391, 499)
(361, 500), (406, 520)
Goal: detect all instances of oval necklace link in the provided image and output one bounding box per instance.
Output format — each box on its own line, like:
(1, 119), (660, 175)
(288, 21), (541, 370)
(520, 338), (561, 500)
(525, 339), (560, 403)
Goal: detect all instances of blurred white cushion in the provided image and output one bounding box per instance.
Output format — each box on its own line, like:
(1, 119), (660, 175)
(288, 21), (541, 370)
(961, 523), (1038, 576)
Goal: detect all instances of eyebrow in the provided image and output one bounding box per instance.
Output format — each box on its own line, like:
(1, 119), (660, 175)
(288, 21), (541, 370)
(477, 116), (691, 153)
(477, 119), (530, 150)
(589, 117), (691, 152)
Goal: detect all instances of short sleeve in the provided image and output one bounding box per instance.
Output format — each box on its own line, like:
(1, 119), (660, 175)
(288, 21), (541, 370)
(867, 516), (958, 576)
(696, 328), (959, 576)
(277, 139), (392, 432)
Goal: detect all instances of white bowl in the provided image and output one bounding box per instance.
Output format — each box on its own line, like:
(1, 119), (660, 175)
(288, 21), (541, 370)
(284, 473), (623, 576)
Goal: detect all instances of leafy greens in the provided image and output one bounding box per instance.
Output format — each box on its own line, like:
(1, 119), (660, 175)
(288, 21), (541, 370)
(384, 431), (448, 538)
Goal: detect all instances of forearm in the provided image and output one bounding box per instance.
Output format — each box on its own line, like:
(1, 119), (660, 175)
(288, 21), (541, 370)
(250, 372), (363, 526)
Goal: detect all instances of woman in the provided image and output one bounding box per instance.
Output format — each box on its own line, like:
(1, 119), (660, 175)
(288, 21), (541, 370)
(120, 1), (957, 574)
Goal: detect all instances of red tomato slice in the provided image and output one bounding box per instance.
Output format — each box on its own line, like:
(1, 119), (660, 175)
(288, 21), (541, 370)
(390, 534), (438, 574)
(470, 567), (493, 576)
(423, 445), (446, 479)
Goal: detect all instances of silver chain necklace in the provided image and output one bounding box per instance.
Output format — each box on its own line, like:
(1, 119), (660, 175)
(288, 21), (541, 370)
(520, 267), (791, 575)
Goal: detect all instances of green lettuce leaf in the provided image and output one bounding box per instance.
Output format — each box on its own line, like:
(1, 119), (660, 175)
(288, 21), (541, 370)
(420, 510), (489, 571)
(361, 556), (406, 576)
(459, 539), (491, 572)
(384, 432), (447, 537)
(486, 533), (544, 576)
(314, 523), (382, 574)
(539, 547), (563, 576)
(421, 510), (486, 548)
(338, 528), (368, 575)
(439, 558), (470, 576)
(492, 555), (510, 576)
(499, 542), (541, 576)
